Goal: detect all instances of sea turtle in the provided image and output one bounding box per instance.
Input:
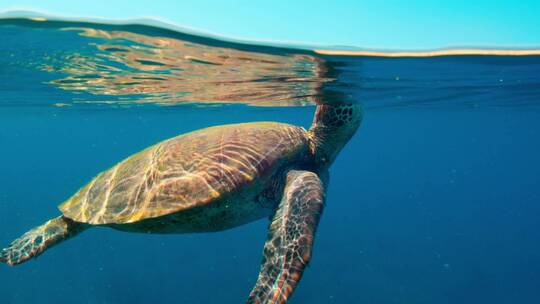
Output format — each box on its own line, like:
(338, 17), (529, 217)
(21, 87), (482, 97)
(0, 102), (361, 303)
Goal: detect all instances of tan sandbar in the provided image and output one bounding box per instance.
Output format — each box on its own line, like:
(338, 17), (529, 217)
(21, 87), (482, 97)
(314, 49), (540, 57)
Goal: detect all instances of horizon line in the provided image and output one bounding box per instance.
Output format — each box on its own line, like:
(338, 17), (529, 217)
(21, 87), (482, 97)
(2, 11), (540, 57)
(314, 49), (540, 57)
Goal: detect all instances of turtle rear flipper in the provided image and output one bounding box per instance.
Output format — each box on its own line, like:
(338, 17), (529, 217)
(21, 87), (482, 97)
(248, 170), (325, 304)
(0, 216), (87, 266)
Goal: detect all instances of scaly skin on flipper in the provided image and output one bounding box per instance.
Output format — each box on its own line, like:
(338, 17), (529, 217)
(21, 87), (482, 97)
(0, 216), (86, 266)
(247, 170), (325, 304)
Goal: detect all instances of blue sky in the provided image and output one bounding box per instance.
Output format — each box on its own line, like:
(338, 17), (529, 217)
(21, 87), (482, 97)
(1, 0), (539, 50)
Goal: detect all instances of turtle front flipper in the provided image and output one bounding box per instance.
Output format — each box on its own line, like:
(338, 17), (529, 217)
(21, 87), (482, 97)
(0, 216), (87, 266)
(247, 170), (325, 304)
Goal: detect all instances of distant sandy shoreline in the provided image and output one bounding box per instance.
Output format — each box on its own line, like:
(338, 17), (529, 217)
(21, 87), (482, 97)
(314, 49), (540, 57)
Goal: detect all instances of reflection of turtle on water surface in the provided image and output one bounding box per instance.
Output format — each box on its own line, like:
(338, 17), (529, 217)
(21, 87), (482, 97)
(1, 102), (361, 303)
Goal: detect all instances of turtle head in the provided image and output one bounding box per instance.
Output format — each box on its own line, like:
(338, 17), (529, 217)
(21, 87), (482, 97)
(308, 102), (363, 167)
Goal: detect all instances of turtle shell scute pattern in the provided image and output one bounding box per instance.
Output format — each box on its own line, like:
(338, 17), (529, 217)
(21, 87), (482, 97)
(59, 122), (308, 225)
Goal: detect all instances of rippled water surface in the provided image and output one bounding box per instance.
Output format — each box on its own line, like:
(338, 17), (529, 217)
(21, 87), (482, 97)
(1, 17), (540, 304)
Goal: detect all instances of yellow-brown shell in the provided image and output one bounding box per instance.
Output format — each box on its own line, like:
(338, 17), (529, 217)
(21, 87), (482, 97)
(59, 122), (309, 225)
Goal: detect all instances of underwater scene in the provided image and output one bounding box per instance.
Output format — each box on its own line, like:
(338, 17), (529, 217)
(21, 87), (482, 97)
(1, 17), (540, 304)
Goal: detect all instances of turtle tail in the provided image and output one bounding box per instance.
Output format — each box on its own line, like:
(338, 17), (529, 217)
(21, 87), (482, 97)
(0, 216), (87, 266)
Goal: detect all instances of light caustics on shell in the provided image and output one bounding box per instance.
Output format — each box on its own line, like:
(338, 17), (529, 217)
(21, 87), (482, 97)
(59, 122), (308, 224)
(42, 27), (331, 106)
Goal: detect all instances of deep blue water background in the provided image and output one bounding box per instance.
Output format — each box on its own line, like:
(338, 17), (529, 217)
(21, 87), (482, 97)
(1, 19), (540, 304)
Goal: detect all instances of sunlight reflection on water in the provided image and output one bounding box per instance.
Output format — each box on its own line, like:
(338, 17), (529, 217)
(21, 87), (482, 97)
(41, 27), (331, 106)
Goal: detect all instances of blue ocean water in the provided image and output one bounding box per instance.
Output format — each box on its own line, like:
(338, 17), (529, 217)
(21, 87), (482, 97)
(1, 18), (540, 304)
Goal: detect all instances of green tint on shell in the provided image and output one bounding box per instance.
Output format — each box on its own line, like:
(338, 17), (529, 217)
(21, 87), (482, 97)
(59, 122), (309, 225)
